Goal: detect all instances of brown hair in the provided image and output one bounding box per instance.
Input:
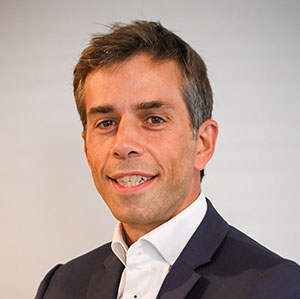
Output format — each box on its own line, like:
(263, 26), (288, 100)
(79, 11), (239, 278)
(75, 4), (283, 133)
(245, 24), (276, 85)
(73, 20), (213, 179)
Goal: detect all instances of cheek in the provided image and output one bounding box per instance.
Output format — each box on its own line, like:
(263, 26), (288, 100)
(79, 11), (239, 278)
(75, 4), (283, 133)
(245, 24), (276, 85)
(86, 147), (106, 189)
(157, 141), (196, 179)
(86, 138), (110, 167)
(171, 143), (197, 178)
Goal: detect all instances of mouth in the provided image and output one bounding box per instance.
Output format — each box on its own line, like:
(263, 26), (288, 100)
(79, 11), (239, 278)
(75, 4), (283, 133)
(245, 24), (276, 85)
(109, 174), (157, 188)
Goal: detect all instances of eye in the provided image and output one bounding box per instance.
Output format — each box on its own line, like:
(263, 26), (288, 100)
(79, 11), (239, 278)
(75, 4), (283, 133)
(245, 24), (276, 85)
(145, 116), (165, 124)
(96, 119), (117, 129)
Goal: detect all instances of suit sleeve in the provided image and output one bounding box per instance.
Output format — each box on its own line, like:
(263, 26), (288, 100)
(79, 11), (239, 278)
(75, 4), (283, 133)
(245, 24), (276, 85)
(34, 264), (62, 299)
(247, 261), (300, 299)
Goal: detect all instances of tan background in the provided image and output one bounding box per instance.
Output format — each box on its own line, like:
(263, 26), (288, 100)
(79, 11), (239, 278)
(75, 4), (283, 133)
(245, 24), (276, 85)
(1, 0), (300, 298)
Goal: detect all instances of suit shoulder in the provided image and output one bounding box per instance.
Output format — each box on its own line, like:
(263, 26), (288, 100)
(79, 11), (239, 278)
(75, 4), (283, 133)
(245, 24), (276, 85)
(198, 224), (300, 297)
(216, 225), (300, 273)
(227, 227), (300, 297)
(57, 242), (113, 274)
(35, 242), (114, 299)
(34, 264), (62, 299)
(64, 242), (112, 267)
(227, 226), (286, 260)
(246, 261), (300, 298)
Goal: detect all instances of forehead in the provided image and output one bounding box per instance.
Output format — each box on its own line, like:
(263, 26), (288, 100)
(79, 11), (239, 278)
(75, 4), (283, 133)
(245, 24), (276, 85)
(84, 54), (187, 111)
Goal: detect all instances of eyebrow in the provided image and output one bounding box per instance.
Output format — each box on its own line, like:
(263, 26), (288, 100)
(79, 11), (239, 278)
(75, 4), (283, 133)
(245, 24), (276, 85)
(88, 105), (115, 115)
(87, 100), (173, 116)
(134, 101), (172, 111)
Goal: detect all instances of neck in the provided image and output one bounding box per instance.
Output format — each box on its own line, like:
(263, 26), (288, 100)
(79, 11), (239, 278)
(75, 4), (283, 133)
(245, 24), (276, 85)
(122, 186), (201, 246)
(121, 222), (161, 246)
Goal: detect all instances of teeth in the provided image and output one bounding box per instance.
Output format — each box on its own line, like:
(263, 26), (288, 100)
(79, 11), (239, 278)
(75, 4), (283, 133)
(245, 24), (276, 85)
(115, 175), (153, 188)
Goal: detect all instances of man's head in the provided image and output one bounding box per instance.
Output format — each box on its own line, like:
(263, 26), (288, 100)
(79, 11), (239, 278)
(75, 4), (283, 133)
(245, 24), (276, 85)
(73, 21), (217, 241)
(73, 21), (214, 180)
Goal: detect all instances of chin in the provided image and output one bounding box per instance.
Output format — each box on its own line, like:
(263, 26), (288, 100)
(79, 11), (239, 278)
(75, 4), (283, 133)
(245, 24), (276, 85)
(115, 214), (149, 225)
(113, 209), (157, 225)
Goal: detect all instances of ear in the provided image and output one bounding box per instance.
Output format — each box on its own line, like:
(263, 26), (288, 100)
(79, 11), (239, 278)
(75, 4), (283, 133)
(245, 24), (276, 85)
(81, 131), (91, 167)
(194, 119), (218, 171)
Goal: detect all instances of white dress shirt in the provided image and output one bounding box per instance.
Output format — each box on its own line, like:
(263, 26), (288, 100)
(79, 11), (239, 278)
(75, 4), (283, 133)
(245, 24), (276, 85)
(111, 192), (207, 299)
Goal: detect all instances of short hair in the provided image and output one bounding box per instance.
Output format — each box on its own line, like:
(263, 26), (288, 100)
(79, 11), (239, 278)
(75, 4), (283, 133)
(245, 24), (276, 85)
(73, 20), (213, 180)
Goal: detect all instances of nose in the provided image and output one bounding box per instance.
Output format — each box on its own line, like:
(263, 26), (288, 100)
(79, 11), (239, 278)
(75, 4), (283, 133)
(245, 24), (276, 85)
(111, 119), (144, 159)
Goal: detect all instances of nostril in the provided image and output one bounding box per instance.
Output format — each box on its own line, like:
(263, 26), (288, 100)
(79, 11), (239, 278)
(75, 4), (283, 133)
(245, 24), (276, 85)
(113, 152), (121, 157)
(113, 150), (139, 159)
(112, 138), (143, 159)
(128, 150), (138, 157)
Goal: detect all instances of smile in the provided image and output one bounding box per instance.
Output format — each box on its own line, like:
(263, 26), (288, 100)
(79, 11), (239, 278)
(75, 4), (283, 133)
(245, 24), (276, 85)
(114, 175), (155, 188)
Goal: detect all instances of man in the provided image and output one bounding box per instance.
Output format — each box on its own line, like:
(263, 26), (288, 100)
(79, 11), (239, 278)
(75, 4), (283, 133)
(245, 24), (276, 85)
(35, 21), (300, 299)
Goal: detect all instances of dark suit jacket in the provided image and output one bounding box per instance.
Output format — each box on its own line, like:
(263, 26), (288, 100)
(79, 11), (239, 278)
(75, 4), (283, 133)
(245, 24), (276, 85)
(35, 199), (300, 299)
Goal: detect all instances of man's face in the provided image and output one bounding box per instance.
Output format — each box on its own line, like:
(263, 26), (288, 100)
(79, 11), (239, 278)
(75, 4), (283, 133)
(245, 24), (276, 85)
(83, 54), (203, 229)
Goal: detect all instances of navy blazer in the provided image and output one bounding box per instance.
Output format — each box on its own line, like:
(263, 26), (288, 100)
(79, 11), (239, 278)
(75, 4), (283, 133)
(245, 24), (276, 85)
(35, 200), (300, 298)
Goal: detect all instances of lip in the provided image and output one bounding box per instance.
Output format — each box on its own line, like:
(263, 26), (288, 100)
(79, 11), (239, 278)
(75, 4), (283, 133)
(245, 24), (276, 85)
(109, 171), (156, 180)
(108, 172), (158, 194)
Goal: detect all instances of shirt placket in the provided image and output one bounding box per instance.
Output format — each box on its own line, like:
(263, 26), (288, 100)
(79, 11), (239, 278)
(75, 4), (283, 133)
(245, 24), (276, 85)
(123, 241), (155, 299)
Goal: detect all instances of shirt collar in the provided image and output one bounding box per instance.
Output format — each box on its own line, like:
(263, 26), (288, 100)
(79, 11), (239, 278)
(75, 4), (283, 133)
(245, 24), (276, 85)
(111, 222), (128, 266)
(111, 192), (207, 266)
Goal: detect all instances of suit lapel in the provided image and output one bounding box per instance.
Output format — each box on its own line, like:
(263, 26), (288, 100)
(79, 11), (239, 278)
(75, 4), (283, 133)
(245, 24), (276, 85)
(157, 259), (201, 299)
(86, 252), (124, 299)
(157, 199), (229, 299)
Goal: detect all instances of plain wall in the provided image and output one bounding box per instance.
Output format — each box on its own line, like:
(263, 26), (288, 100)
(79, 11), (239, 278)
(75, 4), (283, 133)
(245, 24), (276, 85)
(1, 0), (299, 298)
